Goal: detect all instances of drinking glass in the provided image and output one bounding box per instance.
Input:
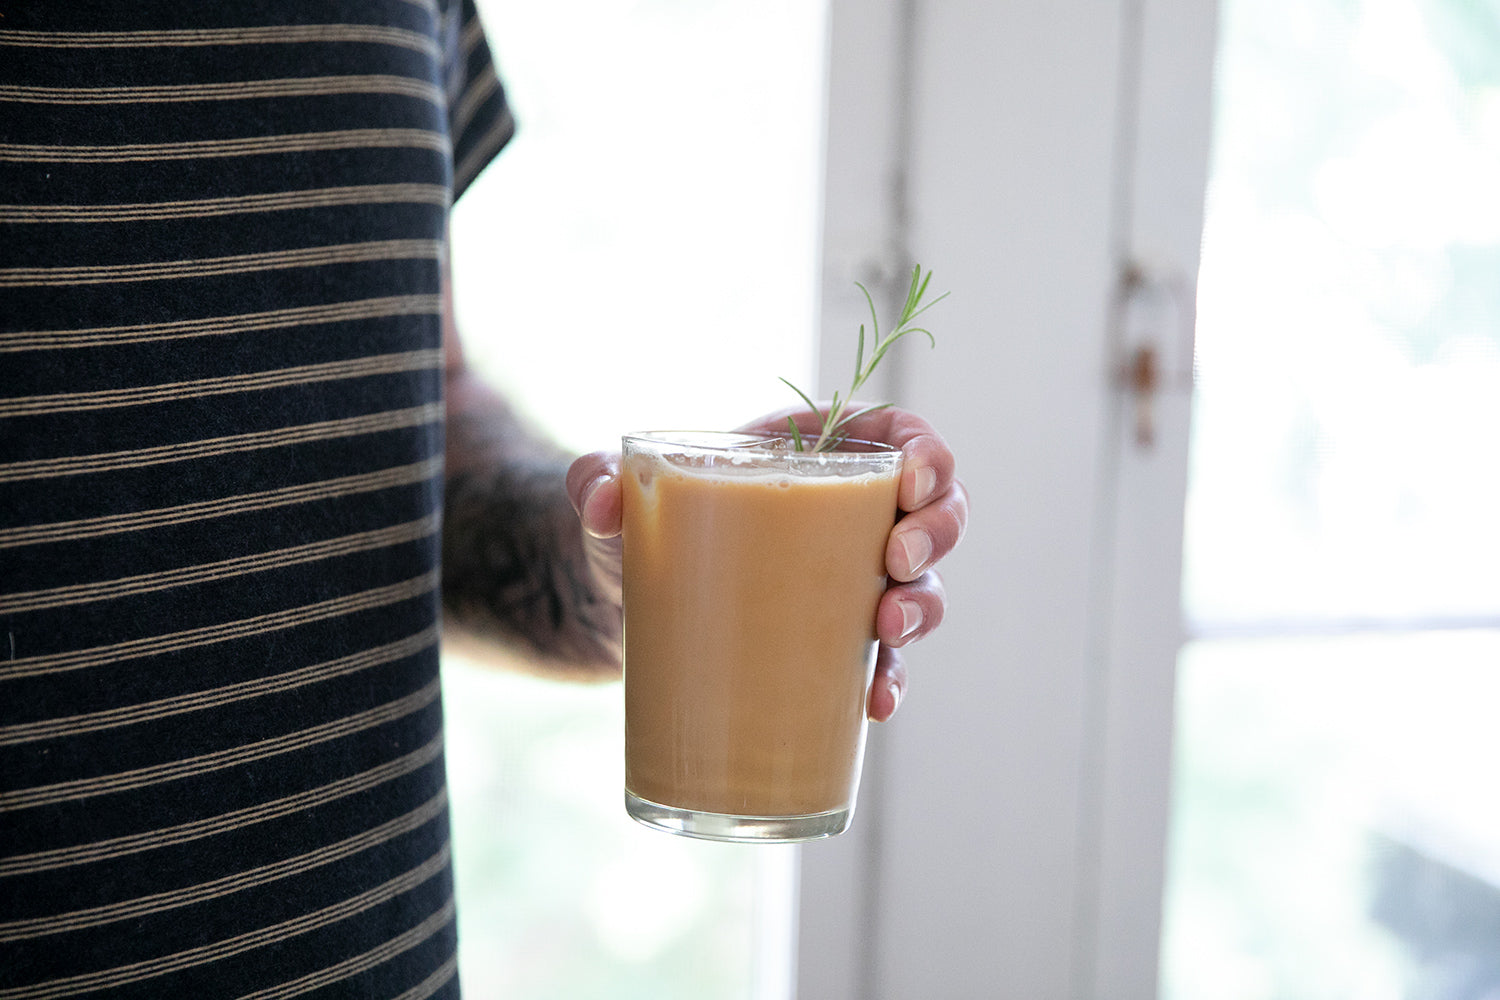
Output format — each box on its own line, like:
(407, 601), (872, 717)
(620, 430), (902, 842)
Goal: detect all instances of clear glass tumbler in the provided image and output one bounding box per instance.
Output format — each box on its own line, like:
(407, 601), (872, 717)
(620, 431), (902, 842)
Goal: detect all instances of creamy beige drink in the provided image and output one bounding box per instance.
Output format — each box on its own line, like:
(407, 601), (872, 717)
(620, 432), (901, 842)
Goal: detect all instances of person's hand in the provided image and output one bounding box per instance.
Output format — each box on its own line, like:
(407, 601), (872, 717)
(565, 406), (968, 720)
(740, 405), (967, 720)
(563, 449), (625, 642)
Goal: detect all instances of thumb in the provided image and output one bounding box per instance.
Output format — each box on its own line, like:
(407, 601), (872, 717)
(566, 451), (623, 539)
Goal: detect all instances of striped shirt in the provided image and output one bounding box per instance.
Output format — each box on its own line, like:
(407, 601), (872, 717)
(0, 3), (512, 997)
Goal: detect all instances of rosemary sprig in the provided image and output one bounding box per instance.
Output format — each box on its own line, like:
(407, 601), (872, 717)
(781, 264), (947, 452)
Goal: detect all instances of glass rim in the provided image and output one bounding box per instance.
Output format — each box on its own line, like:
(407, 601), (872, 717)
(622, 429), (903, 460)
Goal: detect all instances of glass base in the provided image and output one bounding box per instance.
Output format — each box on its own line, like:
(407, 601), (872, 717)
(624, 790), (852, 844)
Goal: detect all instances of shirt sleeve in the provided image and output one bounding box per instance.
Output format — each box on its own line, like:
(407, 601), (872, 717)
(446, 0), (517, 200)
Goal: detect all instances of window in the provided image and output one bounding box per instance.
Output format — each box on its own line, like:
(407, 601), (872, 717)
(1162, 1), (1500, 996)
(444, 0), (826, 995)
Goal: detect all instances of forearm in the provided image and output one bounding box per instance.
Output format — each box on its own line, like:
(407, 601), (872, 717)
(440, 369), (623, 679)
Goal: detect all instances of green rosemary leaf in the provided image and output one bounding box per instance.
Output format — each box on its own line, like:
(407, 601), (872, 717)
(778, 264), (945, 453)
(828, 402), (894, 436)
(786, 417), (804, 451)
(779, 376), (821, 417)
(855, 281), (881, 352)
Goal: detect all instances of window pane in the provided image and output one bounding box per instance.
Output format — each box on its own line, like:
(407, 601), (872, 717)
(1163, 632), (1500, 1000)
(451, 0), (825, 454)
(442, 660), (794, 998)
(443, 0), (826, 995)
(1166, 0), (1500, 996)
(1182, 0), (1500, 630)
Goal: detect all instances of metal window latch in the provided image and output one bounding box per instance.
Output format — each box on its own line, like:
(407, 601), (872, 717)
(1113, 260), (1196, 448)
(1124, 340), (1162, 447)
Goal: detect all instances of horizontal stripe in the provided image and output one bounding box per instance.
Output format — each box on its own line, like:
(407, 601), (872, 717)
(0, 238), (443, 289)
(391, 956), (459, 1000)
(234, 899), (455, 1000)
(0, 626), (440, 746)
(0, 402), (442, 483)
(0, 350), (443, 418)
(0, 678), (442, 812)
(0, 626), (438, 743)
(0, 513), (441, 615)
(0, 846), (451, 999)
(0, 457), (442, 550)
(0, 25), (439, 56)
(0, 294), (442, 353)
(456, 112), (514, 194)
(0, 790), (449, 942)
(0, 570), (440, 681)
(0, 733), (445, 878)
(460, 15), (485, 56)
(0, 128), (447, 164)
(450, 62), (498, 139)
(0, 74), (443, 107)
(0, 184), (449, 223)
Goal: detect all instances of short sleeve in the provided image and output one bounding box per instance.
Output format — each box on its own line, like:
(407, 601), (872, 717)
(445, 0), (517, 200)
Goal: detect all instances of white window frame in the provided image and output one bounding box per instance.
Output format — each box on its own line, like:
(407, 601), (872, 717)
(797, 2), (1219, 996)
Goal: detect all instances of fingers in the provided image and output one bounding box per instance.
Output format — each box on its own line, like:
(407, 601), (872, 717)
(740, 405), (953, 501)
(875, 569), (946, 648)
(565, 451), (623, 539)
(868, 645), (907, 722)
(868, 570), (946, 721)
(741, 404), (965, 514)
(887, 478), (969, 582)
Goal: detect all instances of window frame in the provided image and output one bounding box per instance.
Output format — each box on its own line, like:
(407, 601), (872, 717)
(797, 1), (1219, 996)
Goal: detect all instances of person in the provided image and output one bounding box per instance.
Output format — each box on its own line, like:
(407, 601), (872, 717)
(0, 3), (968, 997)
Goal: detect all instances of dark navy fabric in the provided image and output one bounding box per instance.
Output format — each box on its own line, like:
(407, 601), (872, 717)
(0, 3), (512, 996)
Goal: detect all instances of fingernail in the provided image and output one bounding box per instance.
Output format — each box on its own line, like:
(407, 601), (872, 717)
(887, 678), (904, 713)
(897, 529), (933, 578)
(897, 599), (923, 639)
(580, 474), (615, 537)
(911, 465), (937, 506)
(578, 475), (602, 513)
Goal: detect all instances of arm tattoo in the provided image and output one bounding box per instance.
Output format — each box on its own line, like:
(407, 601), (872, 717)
(441, 404), (622, 678)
